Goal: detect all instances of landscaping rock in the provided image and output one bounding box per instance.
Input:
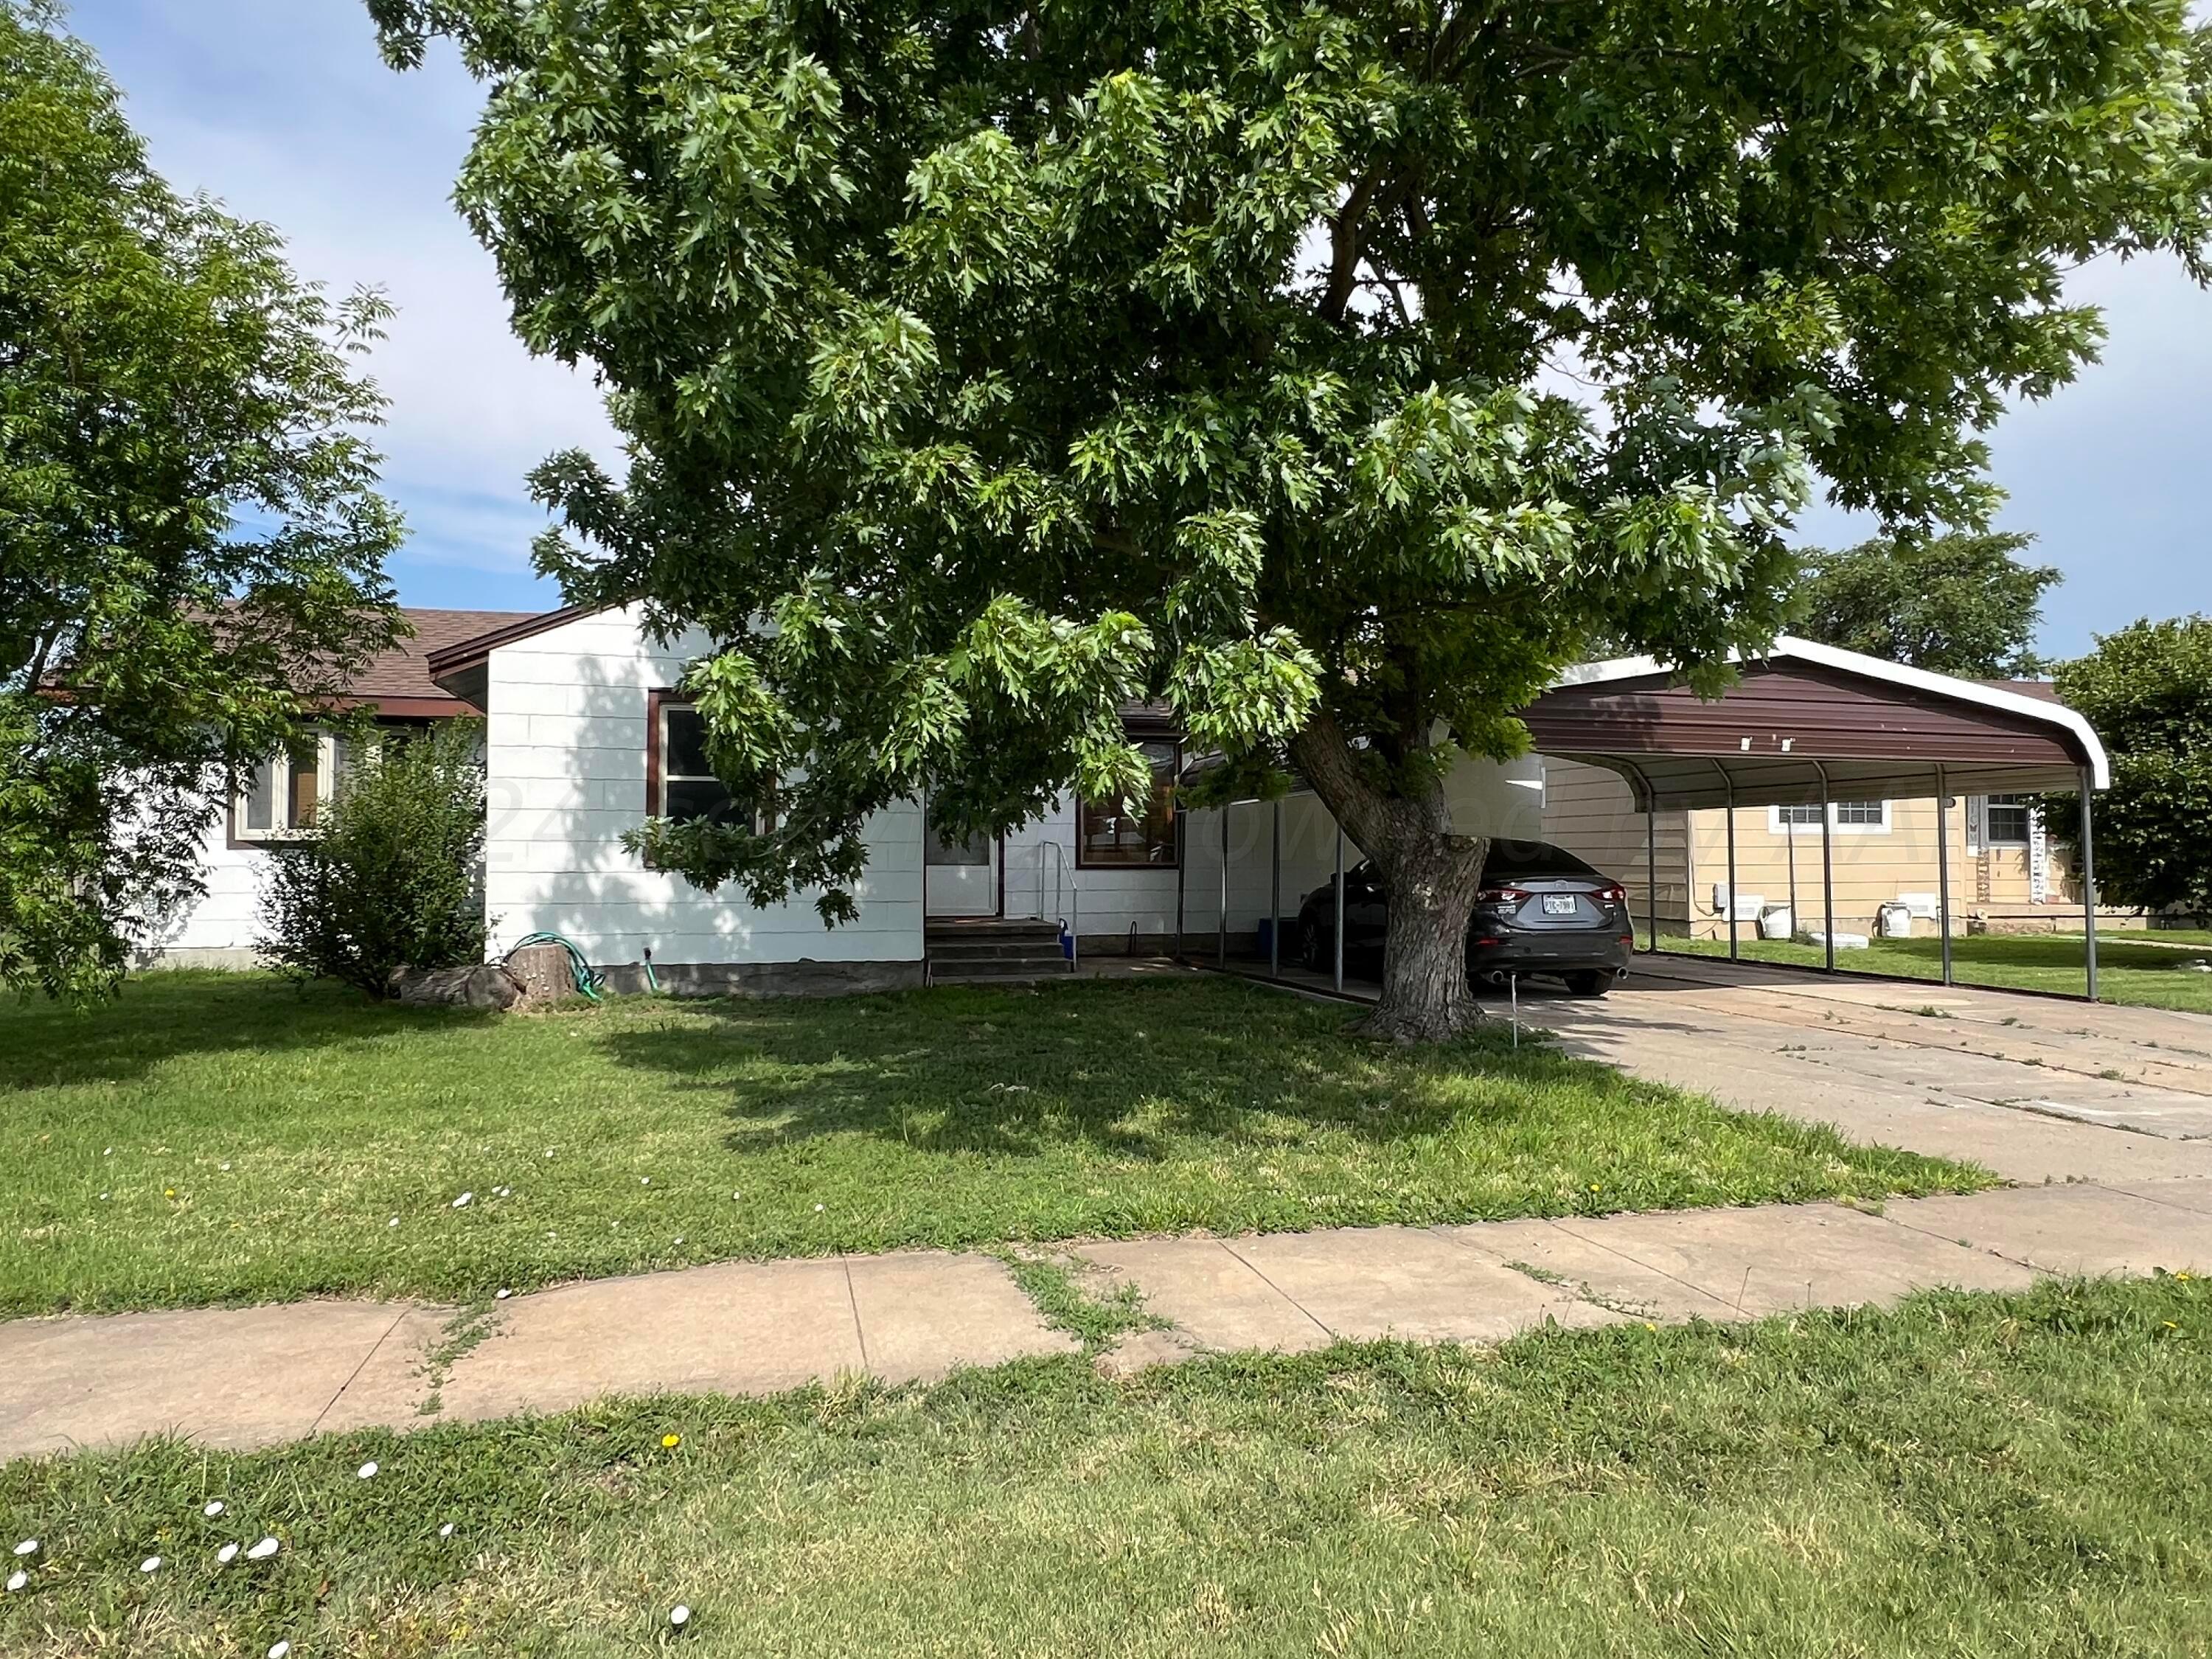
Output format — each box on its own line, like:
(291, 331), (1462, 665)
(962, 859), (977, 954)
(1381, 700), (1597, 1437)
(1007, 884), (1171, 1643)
(388, 964), (523, 1011)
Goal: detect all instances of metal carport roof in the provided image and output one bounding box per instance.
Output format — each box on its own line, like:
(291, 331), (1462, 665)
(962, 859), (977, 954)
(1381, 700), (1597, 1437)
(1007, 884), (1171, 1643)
(1520, 637), (2107, 810)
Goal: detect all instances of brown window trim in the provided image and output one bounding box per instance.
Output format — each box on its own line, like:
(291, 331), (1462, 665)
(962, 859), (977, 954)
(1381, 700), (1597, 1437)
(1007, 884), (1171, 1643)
(1074, 737), (1182, 872)
(645, 686), (674, 816)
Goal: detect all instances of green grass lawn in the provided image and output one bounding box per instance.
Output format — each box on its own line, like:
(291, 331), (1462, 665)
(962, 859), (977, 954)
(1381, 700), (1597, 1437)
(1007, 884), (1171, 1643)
(2, 973), (1982, 1318)
(4, 1277), (2209, 1656)
(1667, 930), (2212, 1012)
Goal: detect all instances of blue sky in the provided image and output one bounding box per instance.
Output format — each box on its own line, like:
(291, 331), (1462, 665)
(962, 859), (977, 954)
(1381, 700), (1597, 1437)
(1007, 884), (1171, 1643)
(66, 1), (2212, 656)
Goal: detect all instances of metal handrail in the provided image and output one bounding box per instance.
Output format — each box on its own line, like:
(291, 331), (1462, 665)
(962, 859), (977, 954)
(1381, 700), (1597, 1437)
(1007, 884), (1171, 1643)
(1037, 836), (1080, 969)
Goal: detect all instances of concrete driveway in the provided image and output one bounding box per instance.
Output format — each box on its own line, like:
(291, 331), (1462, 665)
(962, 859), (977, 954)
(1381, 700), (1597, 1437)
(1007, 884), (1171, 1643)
(1532, 955), (2212, 1183)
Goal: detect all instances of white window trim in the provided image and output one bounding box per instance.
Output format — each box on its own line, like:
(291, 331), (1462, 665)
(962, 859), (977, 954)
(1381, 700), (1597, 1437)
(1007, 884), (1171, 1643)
(231, 730), (339, 844)
(1969, 793), (2032, 852)
(1766, 801), (1891, 837)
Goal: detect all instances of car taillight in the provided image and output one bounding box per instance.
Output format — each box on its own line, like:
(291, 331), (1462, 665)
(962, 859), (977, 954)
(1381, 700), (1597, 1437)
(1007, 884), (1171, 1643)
(1593, 886), (1626, 903)
(1476, 887), (1529, 904)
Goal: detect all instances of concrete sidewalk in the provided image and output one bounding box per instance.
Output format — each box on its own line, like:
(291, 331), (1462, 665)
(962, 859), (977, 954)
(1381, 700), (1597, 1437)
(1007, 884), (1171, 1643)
(10, 1176), (2212, 1463)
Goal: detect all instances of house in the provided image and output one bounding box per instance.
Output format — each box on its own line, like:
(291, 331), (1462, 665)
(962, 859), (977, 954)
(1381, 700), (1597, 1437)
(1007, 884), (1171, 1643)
(142, 608), (535, 968)
(149, 606), (2121, 986)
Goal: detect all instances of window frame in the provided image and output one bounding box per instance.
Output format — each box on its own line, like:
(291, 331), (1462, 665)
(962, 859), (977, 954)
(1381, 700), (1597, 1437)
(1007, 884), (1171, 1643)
(228, 729), (338, 848)
(645, 689), (776, 833)
(1765, 799), (1891, 837)
(1975, 793), (2033, 849)
(1075, 734), (1182, 871)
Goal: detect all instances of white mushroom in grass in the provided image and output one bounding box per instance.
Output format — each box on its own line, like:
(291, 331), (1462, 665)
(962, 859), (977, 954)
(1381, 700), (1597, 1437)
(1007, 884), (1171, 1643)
(4, 1570), (25, 1593)
(438, 1523), (455, 1538)
(269, 1642), (291, 1658)
(217, 1543), (240, 1564)
(139, 1556), (161, 1573)
(246, 1537), (280, 1561)
(452, 1192), (473, 1208)
(358, 1460), (379, 1479)
(203, 1500), (225, 1517)
(669, 1604), (692, 1631)
(11, 1541), (35, 1558)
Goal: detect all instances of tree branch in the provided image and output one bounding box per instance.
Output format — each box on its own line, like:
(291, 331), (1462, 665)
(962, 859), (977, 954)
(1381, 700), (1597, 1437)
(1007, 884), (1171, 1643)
(1319, 170), (1382, 325)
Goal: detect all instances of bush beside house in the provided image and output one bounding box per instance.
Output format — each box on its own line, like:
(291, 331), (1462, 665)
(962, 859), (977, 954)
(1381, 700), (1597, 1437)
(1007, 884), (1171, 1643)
(258, 720), (490, 996)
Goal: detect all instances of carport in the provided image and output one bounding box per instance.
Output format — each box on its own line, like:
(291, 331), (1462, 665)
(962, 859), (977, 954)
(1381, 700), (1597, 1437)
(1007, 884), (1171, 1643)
(1169, 637), (2113, 998)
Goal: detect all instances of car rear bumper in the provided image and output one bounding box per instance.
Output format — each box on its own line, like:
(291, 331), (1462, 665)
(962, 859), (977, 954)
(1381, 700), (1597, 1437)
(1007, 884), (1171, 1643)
(1466, 932), (1632, 980)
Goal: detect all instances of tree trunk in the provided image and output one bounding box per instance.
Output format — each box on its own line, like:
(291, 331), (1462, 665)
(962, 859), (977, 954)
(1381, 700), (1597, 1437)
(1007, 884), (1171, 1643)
(1289, 710), (1490, 1042)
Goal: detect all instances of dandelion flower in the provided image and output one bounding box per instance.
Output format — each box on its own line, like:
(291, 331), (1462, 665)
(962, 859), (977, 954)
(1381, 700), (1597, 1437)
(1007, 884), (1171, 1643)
(662, 1433), (681, 1449)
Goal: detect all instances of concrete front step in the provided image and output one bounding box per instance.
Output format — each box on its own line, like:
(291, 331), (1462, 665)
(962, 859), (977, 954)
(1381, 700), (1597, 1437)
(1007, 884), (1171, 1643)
(931, 960), (1071, 983)
(928, 940), (1072, 963)
(927, 918), (1069, 982)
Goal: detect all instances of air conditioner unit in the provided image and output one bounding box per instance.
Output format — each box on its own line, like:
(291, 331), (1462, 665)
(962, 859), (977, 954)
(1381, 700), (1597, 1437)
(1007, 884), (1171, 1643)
(1899, 892), (1940, 920)
(1712, 885), (1766, 920)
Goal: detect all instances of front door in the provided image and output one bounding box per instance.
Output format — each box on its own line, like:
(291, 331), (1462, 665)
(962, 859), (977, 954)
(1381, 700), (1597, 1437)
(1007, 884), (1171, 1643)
(924, 802), (999, 917)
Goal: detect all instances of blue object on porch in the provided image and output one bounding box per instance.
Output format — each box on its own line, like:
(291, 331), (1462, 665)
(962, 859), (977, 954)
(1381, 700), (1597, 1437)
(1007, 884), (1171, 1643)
(1060, 923), (1074, 960)
(1256, 918), (1279, 959)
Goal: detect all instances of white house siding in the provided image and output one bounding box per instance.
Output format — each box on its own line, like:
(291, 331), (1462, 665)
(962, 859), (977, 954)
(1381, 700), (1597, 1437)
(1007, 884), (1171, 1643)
(481, 607), (925, 988)
(136, 801), (273, 968)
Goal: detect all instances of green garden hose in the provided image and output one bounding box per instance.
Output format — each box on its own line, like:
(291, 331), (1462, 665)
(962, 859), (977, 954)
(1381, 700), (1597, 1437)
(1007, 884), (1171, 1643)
(501, 931), (605, 1001)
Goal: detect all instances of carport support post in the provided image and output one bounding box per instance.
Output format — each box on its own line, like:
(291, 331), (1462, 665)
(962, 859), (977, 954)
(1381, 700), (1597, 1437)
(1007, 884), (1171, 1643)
(1174, 807), (1186, 959)
(1332, 824), (1346, 994)
(1269, 799), (1281, 977)
(1217, 805), (1229, 967)
(1722, 770), (1739, 962)
(1935, 765), (1954, 987)
(1817, 765), (1836, 973)
(1645, 791), (1659, 954)
(2081, 765), (2100, 1002)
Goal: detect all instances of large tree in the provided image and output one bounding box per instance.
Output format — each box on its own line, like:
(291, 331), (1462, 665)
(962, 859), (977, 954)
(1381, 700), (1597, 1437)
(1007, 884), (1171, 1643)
(1796, 530), (2061, 678)
(2040, 617), (2212, 921)
(1, 1), (404, 1000)
(374, 0), (2211, 1037)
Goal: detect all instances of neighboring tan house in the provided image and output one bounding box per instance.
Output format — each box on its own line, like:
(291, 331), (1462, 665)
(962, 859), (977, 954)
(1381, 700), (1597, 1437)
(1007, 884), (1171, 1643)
(1539, 756), (2110, 943)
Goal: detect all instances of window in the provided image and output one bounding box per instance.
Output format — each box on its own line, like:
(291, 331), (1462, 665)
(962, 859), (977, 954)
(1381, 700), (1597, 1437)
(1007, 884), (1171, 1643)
(232, 731), (339, 844)
(1980, 794), (2032, 847)
(650, 697), (775, 830)
(230, 723), (430, 846)
(1077, 739), (1180, 867)
(1768, 800), (1889, 835)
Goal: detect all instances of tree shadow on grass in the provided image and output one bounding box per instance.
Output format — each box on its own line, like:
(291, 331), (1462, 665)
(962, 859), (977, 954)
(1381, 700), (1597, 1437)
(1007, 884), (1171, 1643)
(594, 977), (1630, 1163)
(0, 970), (500, 1091)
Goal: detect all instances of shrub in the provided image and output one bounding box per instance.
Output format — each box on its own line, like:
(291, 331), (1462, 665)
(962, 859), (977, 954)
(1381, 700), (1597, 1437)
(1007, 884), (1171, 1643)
(259, 720), (490, 995)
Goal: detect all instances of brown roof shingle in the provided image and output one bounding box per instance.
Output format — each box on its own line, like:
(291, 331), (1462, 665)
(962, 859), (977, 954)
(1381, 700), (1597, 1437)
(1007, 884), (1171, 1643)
(350, 608), (544, 706)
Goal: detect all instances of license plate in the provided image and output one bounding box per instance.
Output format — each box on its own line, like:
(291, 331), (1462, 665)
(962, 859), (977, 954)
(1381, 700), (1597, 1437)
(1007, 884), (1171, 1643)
(1542, 894), (1578, 916)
